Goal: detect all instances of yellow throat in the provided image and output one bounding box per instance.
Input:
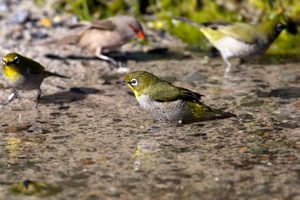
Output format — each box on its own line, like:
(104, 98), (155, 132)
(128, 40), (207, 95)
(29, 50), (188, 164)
(127, 85), (142, 100)
(3, 65), (23, 82)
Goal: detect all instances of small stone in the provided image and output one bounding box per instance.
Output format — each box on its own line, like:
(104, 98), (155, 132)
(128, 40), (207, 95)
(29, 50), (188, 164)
(10, 10), (30, 24)
(269, 87), (300, 99)
(71, 173), (89, 180)
(31, 31), (48, 39)
(282, 73), (298, 83)
(262, 132), (271, 138)
(293, 102), (300, 108)
(78, 158), (96, 166)
(0, 2), (8, 12)
(240, 97), (264, 107)
(38, 17), (52, 28)
(250, 145), (269, 155)
(287, 156), (297, 161)
(3, 124), (31, 133)
(98, 157), (109, 162)
(112, 118), (122, 122)
(240, 146), (249, 152)
(239, 113), (254, 120)
(179, 72), (206, 82)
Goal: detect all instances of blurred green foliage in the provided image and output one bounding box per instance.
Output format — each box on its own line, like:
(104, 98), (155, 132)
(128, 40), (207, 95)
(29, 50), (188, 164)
(52, 0), (130, 19)
(48, 0), (300, 57)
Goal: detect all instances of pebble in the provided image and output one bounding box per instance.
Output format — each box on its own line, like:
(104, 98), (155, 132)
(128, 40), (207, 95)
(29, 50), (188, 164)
(251, 145), (269, 155)
(179, 72), (206, 82)
(31, 31), (48, 39)
(281, 73), (298, 83)
(240, 97), (264, 107)
(3, 124), (31, 133)
(269, 87), (300, 99)
(38, 17), (52, 28)
(10, 9), (30, 24)
(0, 2), (8, 12)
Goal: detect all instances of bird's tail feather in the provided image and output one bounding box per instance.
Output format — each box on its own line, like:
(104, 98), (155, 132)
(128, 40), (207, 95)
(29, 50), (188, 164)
(44, 71), (70, 79)
(33, 34), (81, 46)
(195, 102), (236, 122)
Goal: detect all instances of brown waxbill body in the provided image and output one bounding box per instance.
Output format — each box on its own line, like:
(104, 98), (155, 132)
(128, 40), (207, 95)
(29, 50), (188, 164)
(46, 15), (145, 66)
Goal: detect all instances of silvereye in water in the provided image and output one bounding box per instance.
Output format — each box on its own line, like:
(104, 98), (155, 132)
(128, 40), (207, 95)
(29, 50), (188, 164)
(175, 17), (286, 74)
(2, 52), (69, 108)
(117, 71), (236, 124)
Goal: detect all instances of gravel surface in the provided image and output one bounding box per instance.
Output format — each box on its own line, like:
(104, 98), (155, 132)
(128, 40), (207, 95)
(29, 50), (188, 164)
(0, 1), (299, 200)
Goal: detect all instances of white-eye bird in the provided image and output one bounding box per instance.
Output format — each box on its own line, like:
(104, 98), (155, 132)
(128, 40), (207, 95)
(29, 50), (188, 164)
(117, 71), (236, 124)
(2, 52), (69, 108)
(175, 17), (286, 74)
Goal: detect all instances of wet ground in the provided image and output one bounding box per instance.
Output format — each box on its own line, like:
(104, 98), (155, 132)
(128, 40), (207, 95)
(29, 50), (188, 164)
(0, 1), (300, 200)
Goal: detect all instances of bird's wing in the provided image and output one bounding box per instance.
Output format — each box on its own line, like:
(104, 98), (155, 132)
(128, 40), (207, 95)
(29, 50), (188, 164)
(25, 57), (45, 74)
(148, 81), (203, 103)
(69, 19), (117, 31)
(211, 23), (261, 44)
(89, 19), (117, 30)
(68, 21), (90, 29)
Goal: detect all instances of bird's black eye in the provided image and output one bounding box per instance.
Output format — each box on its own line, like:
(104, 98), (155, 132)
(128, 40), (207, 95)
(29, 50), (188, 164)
(276, 23), (286, 32)
(130, 78), (139, 86)
(14, 56), (20, 65)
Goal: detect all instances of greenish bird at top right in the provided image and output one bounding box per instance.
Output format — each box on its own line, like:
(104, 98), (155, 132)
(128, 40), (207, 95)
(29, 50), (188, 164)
(175, 16), (286, 75)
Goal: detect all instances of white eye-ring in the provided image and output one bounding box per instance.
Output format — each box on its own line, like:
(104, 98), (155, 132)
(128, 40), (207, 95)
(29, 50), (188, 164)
(130, 78), (139, 86)
(14, 56), (20, 64)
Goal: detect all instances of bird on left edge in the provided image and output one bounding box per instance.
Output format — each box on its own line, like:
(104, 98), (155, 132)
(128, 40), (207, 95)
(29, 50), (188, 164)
(2, 52), (69, 108)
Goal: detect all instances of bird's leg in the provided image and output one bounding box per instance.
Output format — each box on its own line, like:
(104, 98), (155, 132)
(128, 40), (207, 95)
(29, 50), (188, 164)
(95, 47), (129, 72)
(95, 47), (119, 69)
(33, 88), (42, 109)
(223, 58), (232, 77)
(4, 90), (19, 106)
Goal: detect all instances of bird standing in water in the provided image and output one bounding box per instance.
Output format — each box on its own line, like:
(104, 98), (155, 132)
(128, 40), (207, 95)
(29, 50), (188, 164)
(175, 17), (285, 74)
(117, 71), (236, 124)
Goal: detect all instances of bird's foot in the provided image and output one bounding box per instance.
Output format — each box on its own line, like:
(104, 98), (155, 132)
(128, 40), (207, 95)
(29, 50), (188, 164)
(114, 63), (129, 73)
(32, 102), (38, 109)
(4, 90), (18, 106)
(96, 54), (129, 72)
(33, 90), (41, 109)
(223, 59), (233, 77)
(3, 101), (10, 106)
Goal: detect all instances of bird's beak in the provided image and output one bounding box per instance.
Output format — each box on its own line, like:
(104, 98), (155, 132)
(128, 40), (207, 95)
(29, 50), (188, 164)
(137, 30), (145, 40)
(129, 24), (146, 40)
(116, 80), (128, 85)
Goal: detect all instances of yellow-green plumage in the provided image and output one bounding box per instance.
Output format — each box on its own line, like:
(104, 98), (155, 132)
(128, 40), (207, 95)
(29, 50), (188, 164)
(2, 52), (69, 108)
(118, 71), (236, 124)
(175, 17), (286, 74)
(200, 20), (282, 45)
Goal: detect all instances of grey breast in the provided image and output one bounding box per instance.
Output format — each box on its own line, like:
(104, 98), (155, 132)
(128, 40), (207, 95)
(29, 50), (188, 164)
(137, 94), (190, 122)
